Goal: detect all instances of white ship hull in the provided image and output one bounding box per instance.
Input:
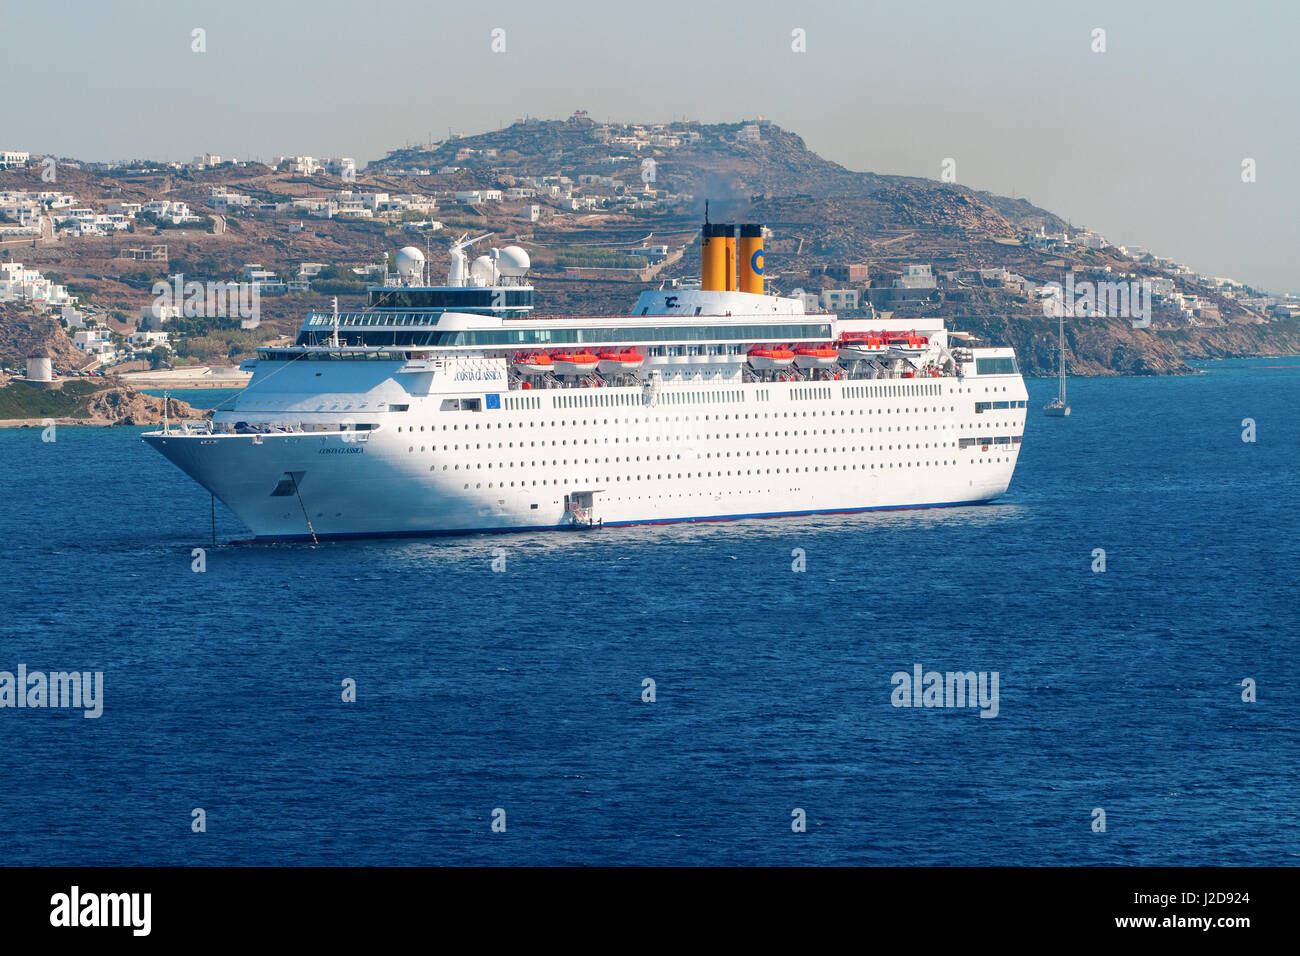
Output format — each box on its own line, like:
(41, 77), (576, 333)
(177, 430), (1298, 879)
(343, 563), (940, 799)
(143, 225), (1029, 541)
(144, 373), (1026, 540)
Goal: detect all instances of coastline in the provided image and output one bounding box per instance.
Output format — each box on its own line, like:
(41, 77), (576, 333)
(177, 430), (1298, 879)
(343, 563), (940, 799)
(0, 417), (158, 429)
(0, 381), (208, 428)
(118, 367), (252, 389)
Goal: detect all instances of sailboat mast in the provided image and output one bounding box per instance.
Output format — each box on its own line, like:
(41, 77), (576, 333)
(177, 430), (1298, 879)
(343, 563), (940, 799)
(1058, 312), (1066, 402)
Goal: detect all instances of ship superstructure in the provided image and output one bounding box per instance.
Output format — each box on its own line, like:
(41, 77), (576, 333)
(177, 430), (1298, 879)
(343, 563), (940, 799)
(143, 219), (1028, 539)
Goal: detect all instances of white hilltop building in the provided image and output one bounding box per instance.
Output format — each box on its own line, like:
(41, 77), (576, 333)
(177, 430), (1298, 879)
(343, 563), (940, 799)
(893, 264), (937, 290)
(326, 157), (357, 177)
(277, 155), (323, 176)
(128, 329), (170, 348)
(72, 328), (118, 363)
(0, 262), (74, 307)
(189, 153), (235, 170)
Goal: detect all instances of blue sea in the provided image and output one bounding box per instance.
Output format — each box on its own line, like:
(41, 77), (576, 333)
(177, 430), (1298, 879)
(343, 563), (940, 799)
(3, 359), (1297, 866)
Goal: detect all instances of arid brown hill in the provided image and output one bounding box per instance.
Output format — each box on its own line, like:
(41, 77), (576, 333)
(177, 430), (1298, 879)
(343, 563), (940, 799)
(0, 306), (87, 371)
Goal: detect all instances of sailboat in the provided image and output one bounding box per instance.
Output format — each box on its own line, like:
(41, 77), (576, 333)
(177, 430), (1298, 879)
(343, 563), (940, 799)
(1043, 309), (1071, 416)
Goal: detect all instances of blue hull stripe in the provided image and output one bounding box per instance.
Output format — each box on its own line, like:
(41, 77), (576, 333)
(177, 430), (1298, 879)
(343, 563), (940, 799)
(245, 497), (997, 543)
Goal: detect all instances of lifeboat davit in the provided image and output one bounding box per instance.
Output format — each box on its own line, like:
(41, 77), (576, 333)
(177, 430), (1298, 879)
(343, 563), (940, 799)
(794, 346), (840, 369)
(514, 352), (553, 375)
(747, 346), (795, 370)
(596, 350), (644, 374)
(551, 351), (599, 375)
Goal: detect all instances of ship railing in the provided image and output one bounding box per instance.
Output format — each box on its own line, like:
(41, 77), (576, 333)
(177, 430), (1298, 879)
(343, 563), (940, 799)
(166, 419), (213, 436)
(205, 421), (377, 439)
(499, 357), (964, 390)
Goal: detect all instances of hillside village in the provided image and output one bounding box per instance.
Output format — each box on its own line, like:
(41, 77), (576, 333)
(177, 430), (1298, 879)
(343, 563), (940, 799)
(2, 114), (1298, 383)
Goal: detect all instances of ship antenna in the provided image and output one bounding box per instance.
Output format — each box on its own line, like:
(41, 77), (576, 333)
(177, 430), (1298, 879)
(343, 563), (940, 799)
(705, 200), (710, 226)
(331, 296), (340, 347)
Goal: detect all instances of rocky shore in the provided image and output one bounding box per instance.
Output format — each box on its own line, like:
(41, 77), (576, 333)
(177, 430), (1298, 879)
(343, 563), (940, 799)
(0, 379), (209, 427)
(79, 387), (208, 426)
(952, 316), (1300, 377)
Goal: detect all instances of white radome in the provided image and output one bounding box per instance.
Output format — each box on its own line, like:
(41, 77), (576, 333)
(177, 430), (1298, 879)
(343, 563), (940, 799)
(395, 246), (425, 278)
(496, 245), (531, 276)
(470, 255), (497, 285)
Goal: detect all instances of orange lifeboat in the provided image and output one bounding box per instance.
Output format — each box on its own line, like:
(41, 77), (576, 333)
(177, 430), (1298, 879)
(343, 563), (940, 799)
(794, 345), (840, 369)
(551, 351), (599, 375)
(747, 346), (795, 370)
(513, 352), (553, 375)
(886, 331), (930, 353)
(597, 350), (645, 374)
(837, 332), (889, 361)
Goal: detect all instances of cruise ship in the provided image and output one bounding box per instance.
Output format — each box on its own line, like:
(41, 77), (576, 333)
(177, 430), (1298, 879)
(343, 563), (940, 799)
(143, 219), (1028, 540)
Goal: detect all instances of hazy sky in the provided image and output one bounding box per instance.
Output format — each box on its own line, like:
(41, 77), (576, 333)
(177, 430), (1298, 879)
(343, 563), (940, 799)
(9, 0), (1298, 293)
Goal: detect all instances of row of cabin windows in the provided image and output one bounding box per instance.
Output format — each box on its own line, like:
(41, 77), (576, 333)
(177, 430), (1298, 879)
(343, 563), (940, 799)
(451, 454), (1021, 491)
(394, 420), (1026, 448)
(552, 389), (755, 410)
(842, 382), (943, 398)
(413, 436), (1023, 462)
(403, 422), (1025, 456)
(399, 421), (1010, 447)
(404, 417), (1019, 450)
(396, 407), (961, 432)
(559, 381), (946, 406)
(958, 436), (1024, 447)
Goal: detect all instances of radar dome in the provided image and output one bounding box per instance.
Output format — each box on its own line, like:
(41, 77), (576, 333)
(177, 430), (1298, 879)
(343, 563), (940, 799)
(496, 245), (531, 277)
(395, 246), (425, 278)
(470, 255), (497, 286)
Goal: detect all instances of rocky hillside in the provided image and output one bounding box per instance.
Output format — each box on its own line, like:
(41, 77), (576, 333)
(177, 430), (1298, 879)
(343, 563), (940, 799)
(377, 116), (1057, 241)
(79, 387), (205, 425)
(957, 315), (1194, 376)
(3, 115), (1294, 378)
(1157, 319), (1300, 363)
(0, 306), (90, 371)
(953, 316), (1300, 377)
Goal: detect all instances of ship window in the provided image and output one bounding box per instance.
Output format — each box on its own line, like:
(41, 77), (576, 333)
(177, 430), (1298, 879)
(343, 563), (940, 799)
(975, 356), (1018, 375)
